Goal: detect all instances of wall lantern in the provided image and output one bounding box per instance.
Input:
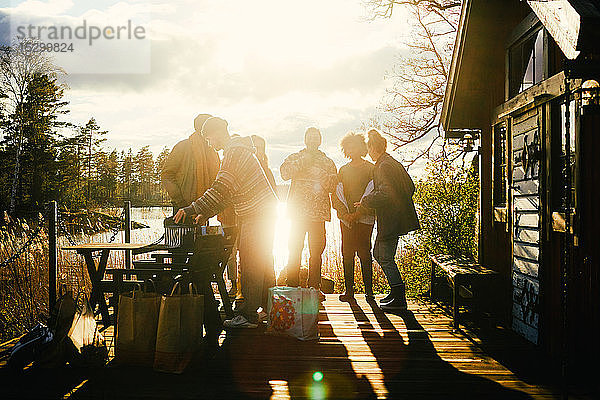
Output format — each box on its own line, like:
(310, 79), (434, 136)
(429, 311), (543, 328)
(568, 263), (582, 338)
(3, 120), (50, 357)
(581, 79), (600, 106)
(445, 129), (481, 152)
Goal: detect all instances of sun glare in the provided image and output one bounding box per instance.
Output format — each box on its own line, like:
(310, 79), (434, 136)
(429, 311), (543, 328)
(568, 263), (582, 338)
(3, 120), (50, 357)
(273, 201), (290, 277)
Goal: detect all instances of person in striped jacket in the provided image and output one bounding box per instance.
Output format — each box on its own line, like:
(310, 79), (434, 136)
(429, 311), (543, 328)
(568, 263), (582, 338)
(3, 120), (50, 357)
(174, 117), (277, 329)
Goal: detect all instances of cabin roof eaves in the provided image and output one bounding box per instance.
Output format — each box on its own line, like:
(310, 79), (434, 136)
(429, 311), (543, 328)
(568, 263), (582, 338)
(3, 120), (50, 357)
(440, 0), (471, 133)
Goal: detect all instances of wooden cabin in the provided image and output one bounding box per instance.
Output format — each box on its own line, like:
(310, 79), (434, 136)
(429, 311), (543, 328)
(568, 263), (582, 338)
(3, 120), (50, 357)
(441, 0), (600, 380)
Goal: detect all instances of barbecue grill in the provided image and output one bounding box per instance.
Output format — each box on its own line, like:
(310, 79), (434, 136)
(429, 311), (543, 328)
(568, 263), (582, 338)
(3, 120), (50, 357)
(128, 217), (237, 320)
(163, 216), (224, 251)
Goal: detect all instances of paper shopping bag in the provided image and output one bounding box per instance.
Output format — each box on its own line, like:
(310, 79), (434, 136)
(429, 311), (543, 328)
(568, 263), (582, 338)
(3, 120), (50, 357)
(68, 297), (97, 351)
(153, 283), (204, 374)
(115, 286), (161, 367)
(267, 286), (319, 341)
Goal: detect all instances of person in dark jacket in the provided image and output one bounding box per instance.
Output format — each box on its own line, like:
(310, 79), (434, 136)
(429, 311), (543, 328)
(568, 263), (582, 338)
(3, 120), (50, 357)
(357, 129), (419, 311)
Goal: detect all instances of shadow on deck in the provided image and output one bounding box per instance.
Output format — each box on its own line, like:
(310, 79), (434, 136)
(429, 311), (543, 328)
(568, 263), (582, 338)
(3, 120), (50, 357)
(0, 297), (559, 399)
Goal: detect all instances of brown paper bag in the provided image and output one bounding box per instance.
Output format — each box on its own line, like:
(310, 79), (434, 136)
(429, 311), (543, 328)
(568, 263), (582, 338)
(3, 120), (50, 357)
(115, 286), (161, 367)
(153, 283), (204, 374)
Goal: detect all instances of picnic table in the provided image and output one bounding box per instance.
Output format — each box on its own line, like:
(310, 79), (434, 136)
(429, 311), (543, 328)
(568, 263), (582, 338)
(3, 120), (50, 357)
(62, 243), (151, 327)
(62, 229), (236, 343)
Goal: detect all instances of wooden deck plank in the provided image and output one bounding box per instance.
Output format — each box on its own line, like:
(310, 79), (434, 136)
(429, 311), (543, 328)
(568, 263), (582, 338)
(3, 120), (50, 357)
(0, 296), (564, 399)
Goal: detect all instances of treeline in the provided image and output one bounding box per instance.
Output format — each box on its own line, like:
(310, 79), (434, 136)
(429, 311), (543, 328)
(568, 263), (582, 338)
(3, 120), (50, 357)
(0, 43), (170, 214)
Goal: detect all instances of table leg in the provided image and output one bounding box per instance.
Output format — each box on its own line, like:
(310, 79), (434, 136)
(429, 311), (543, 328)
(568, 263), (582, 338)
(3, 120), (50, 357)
(84, 250), (112, 327)
(215, 273), (234, 318)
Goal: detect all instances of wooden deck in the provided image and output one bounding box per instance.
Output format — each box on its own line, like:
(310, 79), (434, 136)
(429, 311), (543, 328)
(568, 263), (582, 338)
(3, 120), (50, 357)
(0, 296), (561, 399)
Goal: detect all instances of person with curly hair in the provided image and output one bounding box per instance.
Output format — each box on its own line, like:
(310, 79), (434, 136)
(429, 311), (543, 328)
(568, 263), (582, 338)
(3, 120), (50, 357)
(332, 132), (375, 302)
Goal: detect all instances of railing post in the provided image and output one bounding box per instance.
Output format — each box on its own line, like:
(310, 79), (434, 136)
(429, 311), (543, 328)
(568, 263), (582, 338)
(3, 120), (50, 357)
(48, 201), (58, 314)
(124, 201), (131, 269)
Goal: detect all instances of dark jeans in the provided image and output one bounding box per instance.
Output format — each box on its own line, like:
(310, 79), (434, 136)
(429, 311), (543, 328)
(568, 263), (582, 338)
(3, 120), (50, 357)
(340, 222), (374, 295)
(286, 220), (326, 289)
(225, 239), (238, 283)
(236, 219), (275, 323)
(373, 234), (403, 287)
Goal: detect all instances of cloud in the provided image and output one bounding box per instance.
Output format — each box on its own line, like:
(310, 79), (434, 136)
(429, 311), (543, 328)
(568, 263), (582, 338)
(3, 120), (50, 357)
(7, 0), (74, 16)
(2, 0), (419, 178)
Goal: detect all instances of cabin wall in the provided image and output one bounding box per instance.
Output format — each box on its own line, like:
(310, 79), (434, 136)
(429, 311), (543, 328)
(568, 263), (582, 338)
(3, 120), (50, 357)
(502, 87), (600, 366)
(480, 125), (513, 324)
(510, 107), (542, 343)
(476, 1), (532, 325)
(445, 0), (600, 377)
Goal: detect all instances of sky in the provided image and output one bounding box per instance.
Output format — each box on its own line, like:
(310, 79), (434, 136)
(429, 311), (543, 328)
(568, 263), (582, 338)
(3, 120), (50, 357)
(0, 0), (412, 182)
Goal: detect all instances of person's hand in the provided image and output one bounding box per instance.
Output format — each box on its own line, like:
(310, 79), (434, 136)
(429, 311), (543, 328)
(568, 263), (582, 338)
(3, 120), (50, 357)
(346, 212), (357, 225)
(353, 201), (361, 208)
(194, 214), (207, 225)
(174, 208), (187, 224)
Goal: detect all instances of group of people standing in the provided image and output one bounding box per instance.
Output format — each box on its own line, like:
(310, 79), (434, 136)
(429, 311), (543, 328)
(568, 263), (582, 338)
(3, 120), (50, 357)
(163, 114), (419, 329)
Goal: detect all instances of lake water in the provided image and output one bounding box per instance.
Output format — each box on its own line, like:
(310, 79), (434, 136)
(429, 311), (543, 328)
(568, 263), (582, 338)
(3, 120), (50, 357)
(57, 205), (345, 279)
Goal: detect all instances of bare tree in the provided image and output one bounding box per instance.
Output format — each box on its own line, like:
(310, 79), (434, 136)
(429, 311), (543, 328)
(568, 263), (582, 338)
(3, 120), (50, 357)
(366, 0), (462, 166)
(0, 39), (62, 214)
(368, 0), (461, 18)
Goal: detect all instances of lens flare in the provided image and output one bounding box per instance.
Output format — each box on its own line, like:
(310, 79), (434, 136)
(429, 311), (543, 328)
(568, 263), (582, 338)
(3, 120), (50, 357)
(312, 371), (324, 382)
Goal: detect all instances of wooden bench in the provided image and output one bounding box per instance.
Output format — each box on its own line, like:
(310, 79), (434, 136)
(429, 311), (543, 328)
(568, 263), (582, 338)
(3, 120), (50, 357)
(430, 254), (499, 329)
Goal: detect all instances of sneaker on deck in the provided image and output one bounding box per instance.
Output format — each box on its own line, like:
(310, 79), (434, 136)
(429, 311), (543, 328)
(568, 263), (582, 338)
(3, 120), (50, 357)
(258, 310), (268, 322)
(223, 315), (258, 329)
(338, 293), (355, 302)
(380, 297), (408, 312)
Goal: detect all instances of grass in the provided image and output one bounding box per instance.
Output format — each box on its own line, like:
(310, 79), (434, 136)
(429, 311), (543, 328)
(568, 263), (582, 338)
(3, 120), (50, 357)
(0, 215), (50, 342)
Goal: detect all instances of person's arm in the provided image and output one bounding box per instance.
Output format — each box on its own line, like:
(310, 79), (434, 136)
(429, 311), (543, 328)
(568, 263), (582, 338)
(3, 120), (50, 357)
(265, 167), (277, 191)
(161, 141), (187, 208)
(331, 171), (349, 220)
(361, 163), (396, 210)
(325, 159), (338, 194)
(181, 147), (241, 220)
(356, 164), (375, 216)
(398, 164), (416, 197)
(280, 152), (304, 181)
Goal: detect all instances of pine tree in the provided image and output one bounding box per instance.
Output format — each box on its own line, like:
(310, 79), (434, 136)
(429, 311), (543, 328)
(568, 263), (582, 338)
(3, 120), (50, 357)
(155, 147), (171, 203)
(19, 74), (70, 208)
(0, 41), (62, 214)
(134, 146), (154, 203)
(120, 149), (134, 201)
(78, 118), (107, 207)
